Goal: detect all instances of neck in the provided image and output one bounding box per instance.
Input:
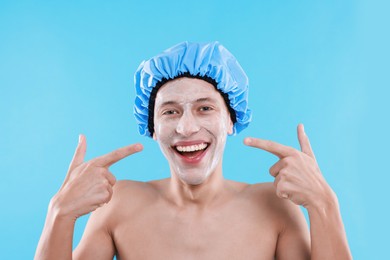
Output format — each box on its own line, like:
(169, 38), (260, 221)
(167, 163), (228, 209)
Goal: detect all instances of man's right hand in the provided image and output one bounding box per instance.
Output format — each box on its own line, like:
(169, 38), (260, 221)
(51, 134), (143, 221)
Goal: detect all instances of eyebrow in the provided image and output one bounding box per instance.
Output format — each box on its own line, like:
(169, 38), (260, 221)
(159, 97), (217, 107)
(195, 97), (216, 103)
(159, 100), (177, 107)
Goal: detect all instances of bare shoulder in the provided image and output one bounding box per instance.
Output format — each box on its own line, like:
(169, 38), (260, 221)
(243, 182), (282, 205)
(110, 179), (160, 208)
(243, 182), (305, 227)
(246, 183), (310, 257)
(112, 179), (157, 197)
(91, 179), (160, 226)
(73, 180), (158, 258)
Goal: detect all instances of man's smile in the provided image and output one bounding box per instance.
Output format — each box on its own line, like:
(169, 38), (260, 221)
(153, 77), (232, 185)
(172, 141), (210, 163)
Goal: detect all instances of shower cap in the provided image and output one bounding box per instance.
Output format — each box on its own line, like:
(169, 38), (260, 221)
(134, 41), (252, 137)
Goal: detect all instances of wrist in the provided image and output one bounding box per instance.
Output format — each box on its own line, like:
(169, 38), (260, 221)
(48, 194), (77, 224)
(306, 187), (339, 214)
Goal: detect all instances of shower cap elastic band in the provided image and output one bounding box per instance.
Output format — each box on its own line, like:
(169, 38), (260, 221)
(133, 41), (252, 137)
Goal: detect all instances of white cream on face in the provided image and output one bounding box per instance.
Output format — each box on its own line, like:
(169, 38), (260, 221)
(153, 78), (233, 185)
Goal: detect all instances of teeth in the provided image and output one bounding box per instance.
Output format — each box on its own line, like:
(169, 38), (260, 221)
(176, 143), (208, 152)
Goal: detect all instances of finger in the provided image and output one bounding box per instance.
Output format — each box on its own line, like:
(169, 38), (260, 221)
(61, 135), (87, 189)
(94, 143), (144, 167)
(273, 174), (280, 189)
(105, 183), (114, 203)
(297, 124), (316, 159)
(67, 134), (87, 174)
(275, 181), (290, 200)
(104, 171), (116, 186)
(273, 168), (287, 188)
(93, 168), (117, 186)
(269, 160), (285, 177)
(92, 180), (112, 205)
(280, 193), (289, 199)
(244, 137), (296, 158)
(276, 186), (289, 199)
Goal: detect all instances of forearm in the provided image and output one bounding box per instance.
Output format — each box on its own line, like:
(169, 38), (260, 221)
(307, 192), (352, 260)
(34, 198), (76, 260)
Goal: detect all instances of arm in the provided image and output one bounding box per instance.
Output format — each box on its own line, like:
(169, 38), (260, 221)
(73, 206), (116, 259)
(245, 124), (352, 260)
(274, 199), (311, 260)
(34, 197), (75, 260)
(307, 190), (351, 259)
(35, 199), (116, 260)
(34, 135), (143, 260)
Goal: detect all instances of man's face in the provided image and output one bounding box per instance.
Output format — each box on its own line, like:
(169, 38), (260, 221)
(153, 77), (233, 185)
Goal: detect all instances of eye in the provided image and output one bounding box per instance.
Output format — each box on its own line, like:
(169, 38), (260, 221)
(199, 106), (213, 112)
(162, 109), (178, 115)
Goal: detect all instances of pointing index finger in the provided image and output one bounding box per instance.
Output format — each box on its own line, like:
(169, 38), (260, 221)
(244, 137), (295, 158)
(93, 143), (143, 167)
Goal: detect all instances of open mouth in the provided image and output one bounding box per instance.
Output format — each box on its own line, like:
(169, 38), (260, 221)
(173, 142), (209, 159)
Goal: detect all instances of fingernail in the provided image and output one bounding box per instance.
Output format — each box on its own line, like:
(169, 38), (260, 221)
(78, 134), (82, 143)
(135, 143), (143, 151)
(300, 124), (305, 134)
(244, 138), (252, 145)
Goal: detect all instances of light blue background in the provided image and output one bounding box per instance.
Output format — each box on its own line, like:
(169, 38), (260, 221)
(1, 1), (389, 259)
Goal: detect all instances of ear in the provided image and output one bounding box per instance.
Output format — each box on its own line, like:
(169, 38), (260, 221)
(152, 132), (157, 140)
(227, 119), (234, 135)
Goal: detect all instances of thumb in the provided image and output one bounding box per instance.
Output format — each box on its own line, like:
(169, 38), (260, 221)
(297, 124), (316, 159)
(67, 134), (87, 177)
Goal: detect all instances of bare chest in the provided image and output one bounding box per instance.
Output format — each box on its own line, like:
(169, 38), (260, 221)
(112, 204), (278, 260)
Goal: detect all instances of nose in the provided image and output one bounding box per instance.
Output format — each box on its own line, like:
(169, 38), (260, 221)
(176, 110), (200, 137)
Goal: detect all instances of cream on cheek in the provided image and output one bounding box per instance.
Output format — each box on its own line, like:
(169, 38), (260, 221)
(197, 110), (230, 182)
(153, 79), (233, 185)
(158, 108), (231, 185)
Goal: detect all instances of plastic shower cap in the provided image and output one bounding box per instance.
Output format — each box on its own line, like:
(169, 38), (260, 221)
(134, 41), (252, 137)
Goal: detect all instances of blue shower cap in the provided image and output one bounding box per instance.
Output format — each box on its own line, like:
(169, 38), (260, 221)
(134, 41), (252, 137)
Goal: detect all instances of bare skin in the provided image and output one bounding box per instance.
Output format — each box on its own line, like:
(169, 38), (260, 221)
(35, 78), (351, 260)
(73, 179), (310, 260)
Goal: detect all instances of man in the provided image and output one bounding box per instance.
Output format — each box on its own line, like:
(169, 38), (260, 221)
(35, 42), (352, 259)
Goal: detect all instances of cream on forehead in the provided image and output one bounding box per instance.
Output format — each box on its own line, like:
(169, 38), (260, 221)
(152, 77), (233, 185)
(133, 41), (252, 137)
(155, 78), (223, 107)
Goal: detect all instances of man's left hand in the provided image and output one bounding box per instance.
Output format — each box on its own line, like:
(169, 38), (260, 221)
(244, 124), (335, 209)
